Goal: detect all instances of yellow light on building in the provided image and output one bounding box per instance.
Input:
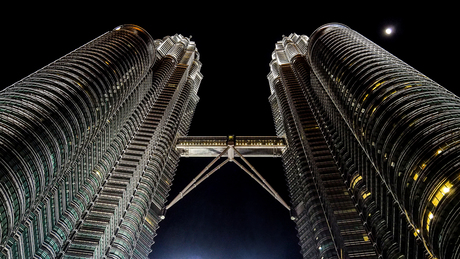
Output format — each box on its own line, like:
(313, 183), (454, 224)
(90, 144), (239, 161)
(443, 186), (450, 193)
(427, 212), (434, 232)
(351, 175), (363, 189)
(362, 191), (371, 199)
(372, 81), (385, 91)
(371, 107), (377, 115)
(362, 94), (369, 102)
(431, 181), (453, 207)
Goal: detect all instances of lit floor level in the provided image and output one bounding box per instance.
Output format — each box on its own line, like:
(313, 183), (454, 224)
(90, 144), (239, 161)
(176, 135), (286, 157)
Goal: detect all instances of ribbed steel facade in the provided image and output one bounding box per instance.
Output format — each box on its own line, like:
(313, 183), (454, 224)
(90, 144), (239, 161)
(0, 25), (202, 258)
(269, 24), (460, 259)
(269, 33), (378, 259)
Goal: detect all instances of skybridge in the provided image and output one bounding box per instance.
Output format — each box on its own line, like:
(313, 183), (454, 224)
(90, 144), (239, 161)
(176, 135), (286, 157)
(165, 135), (295, 219)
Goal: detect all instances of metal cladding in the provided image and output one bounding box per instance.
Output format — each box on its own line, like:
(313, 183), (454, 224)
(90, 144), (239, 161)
(0, 25), (202, 258)
(176, 136), (286, 157)
(269, 24), (460, 259)
(308, 24), (460, 259)
(268, 33), (378, 259)
(2, 22), (459, 259)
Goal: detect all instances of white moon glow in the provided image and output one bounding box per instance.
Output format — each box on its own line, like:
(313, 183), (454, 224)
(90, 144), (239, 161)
(385, 28), (393, 35)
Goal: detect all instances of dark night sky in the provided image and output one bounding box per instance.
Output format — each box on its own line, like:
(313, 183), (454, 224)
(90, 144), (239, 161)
(2, 3), (457, 259)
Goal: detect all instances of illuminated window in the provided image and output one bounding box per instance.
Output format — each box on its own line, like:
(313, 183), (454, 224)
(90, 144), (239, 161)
(426, 211), (434, 232)
(94, 169), (102, 179)
(431, 181), (453, 207)
(351, 174), (362, 189)
(362, 191), (371, 199)
(371, 81), (385, 91)
(371, 107), (377, 115)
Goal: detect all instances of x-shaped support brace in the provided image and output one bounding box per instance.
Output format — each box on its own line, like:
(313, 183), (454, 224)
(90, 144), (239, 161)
(165, 145), (292, 217)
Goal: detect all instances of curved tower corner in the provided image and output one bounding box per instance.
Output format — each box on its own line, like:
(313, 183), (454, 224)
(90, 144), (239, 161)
(269, 24), (460, 259)
(0, 26), (203, 259)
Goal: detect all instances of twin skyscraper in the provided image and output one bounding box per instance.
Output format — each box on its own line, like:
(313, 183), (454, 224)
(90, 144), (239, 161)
(1, 24), (459, 259)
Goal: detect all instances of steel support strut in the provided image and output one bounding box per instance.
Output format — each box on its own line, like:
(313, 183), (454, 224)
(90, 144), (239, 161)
(166, 146), (230, 210)
(164, 145), (291, 216)
(232, 147), (290, 211)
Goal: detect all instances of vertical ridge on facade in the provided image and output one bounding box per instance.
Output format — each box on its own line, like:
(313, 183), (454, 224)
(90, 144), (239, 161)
(0, 26), (202, 259)
(269, 24), (460, 259)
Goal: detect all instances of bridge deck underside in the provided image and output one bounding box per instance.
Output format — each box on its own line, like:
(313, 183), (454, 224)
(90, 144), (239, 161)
(176, 136), (286, 157)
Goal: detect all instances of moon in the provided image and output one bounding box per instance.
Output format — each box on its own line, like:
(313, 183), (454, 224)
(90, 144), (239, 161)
(384, 26), (395, 36)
